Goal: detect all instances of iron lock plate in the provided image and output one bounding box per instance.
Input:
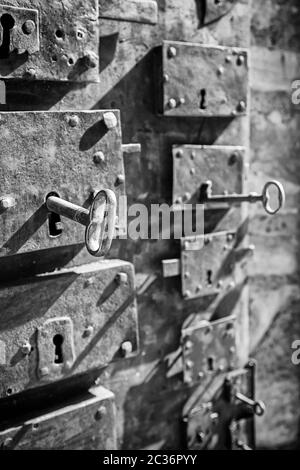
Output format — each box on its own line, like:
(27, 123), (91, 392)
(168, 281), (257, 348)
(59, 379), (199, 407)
(0, 260), (138, 398)
(182, 315), (237, 386)
(181, 231), (237, 299)
(0, 110), (125, 257)
(0, 0), (99, 82)
(183, 366), (255, 450)
(173, 145), (245, 209)
(157, 41), (248, 117)
(0, 386), (117, 450)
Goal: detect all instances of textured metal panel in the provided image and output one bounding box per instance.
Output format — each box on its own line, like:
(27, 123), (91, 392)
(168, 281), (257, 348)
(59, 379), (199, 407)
(183, 367), (254, 450)
(160, 41), (248, 117)
(173, 145), (245, 208)
(99, 0), (158, 25)
(181, 231), (237, 299)
(0, 386), (117, 450)
(0, 0), (99, 82)
(0, 111), (124, 257)
(0, 260), (138, 398)
(182, 315), (237, 385)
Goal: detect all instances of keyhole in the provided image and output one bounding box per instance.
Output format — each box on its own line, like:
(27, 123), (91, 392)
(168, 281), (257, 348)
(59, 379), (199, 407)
(53, 334), (64, 364)
(0, 14), (15, 59)
(46, 192), (63, 238)
(199, 89), (207, 109)
(207, 356), (215, 371)
(207, 269), (213, 285)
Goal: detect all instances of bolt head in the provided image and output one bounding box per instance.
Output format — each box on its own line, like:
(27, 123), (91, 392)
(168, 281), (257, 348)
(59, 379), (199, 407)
(103, 112), (118, 130)
(22, 20), (36, 35)
(0, 196), (16, 210)
(121, 341), (133, 357)
(93, 151), (105, 164)
(168, 98), (177, 109)
(21, 341), (31, 356)
(178, 97), (186, 105)
(168, 46), (177, 58)
(68, 115), (80, 127)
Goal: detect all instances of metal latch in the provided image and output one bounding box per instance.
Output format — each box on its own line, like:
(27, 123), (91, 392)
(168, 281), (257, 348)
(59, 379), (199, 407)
(0, 4), (39, 58)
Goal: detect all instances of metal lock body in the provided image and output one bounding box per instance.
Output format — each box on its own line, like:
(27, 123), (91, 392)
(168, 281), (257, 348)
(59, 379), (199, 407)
(181, 231), (237, 299)
(0, 260), (138, 398)
(183, 364), (261, 450)
(0, 386), (117, 450)
(182, 315), (237, 386)
(157, 41), (248, 117)
(0, 111), (125, 257)
(173, 145), (245, 208)
(0, 0), (99, 82)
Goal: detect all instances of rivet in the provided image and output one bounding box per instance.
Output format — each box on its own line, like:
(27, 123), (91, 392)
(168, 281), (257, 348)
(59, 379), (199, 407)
(225, 56), (232, 63)
(210, 412), (219, 423)
(40, 367), (49, 377)
(103, 112), (118, 130)
(163, 74), (169, 83)
(190, 168), (195, 176)
(184, 272), (190, 279)
(196, 284), (203, 292)
(68, 115), (80, 127)
(22, 20), (36, 35)
(178, 97), (186, 105)
(116, 174), (125, 185)
(95, 406), (107, 421)
(184, 290), (191, 299)
(121, 341), (133, 358)
(198, 371), (204, 379)
(21, 341), (31, 356)
(176, 149), (183, 159)
(64, 361), (72, 370)
(237, 101), (246, 113)
(185, 340), (193, 350)
(184, 192), (191, 201)
(115, 272), (128, 286)
(228, 281), (236, 289)
(93, 151), (105, 164)
(83, 325), (94, 338)
(168, 46), (177, 58)
(191, 151), (196, 160)
(168, 98), (177, 109)
(217, 65), (225, 75)
(237, 55), (245, 66)
(0, 196), (16, 211)
(186, 360), (194, 369)
(227, 233), (234, 243)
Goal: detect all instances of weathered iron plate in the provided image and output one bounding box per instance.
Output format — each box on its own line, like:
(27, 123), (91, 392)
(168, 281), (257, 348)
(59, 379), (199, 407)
(183, 367), (254, 450)
(173, 145), (245, 209)
(0, 110), (124, 257)
(182, 315), (237, 385)
(159, 41), (248, 117)
(0, 4), (39, 55)
(0, 260), (138, 398)
(0, 0), (99, 82)
(0, 386), (117, 450)
(99, 0), (158, 25)
(181, 231), (237, 299)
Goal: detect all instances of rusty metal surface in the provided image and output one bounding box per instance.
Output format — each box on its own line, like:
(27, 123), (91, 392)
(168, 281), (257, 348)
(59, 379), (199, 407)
(183, 367), (254, 450)
(0, 260), (138, 398)
(159, 41), (248, 117)
(0, 4), (39, 55)
(181, 231), (237, 299)
(173, 145), (245, 209)
(0, 0), (99, 82)
(99, 0), (158, 25)
(0, 111), (125, 257)
(182, 315), (237, 385)
(0, 386), (117, 450)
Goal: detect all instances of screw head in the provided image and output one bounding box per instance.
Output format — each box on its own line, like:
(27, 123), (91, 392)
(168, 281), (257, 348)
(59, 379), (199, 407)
(103, 112), (118, 130)
(115, 272), (128, 286)
(95, 406), (107, 421)
(168, 46), (177, 58)
(237, 100), (247, 113)
(168, 98), (177, 109)
(121, 341), (133, 357)
(21, 341), (31, 356)
(68, 115), (80, 127)
(93, 151), (105, 164)
(0, 196), (16, 210)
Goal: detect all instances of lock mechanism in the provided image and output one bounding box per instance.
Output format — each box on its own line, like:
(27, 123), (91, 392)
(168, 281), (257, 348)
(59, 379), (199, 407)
(200, 180), (285, 215)
(46, 189), (117, 257)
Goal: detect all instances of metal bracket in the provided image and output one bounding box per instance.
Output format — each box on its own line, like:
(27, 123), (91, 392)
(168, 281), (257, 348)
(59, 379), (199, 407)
(182, 315), (237, 385)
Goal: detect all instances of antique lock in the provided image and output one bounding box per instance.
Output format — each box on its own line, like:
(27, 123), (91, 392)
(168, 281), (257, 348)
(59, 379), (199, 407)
(0, 260), (138, 398)
(183, 362), (264, 450)
(173, 145), (285, 215)
(0, 110), (126, 257)
(0, 0), (99, 82)
(0, 386), (117, 450)
(156, 41), (248, 117)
